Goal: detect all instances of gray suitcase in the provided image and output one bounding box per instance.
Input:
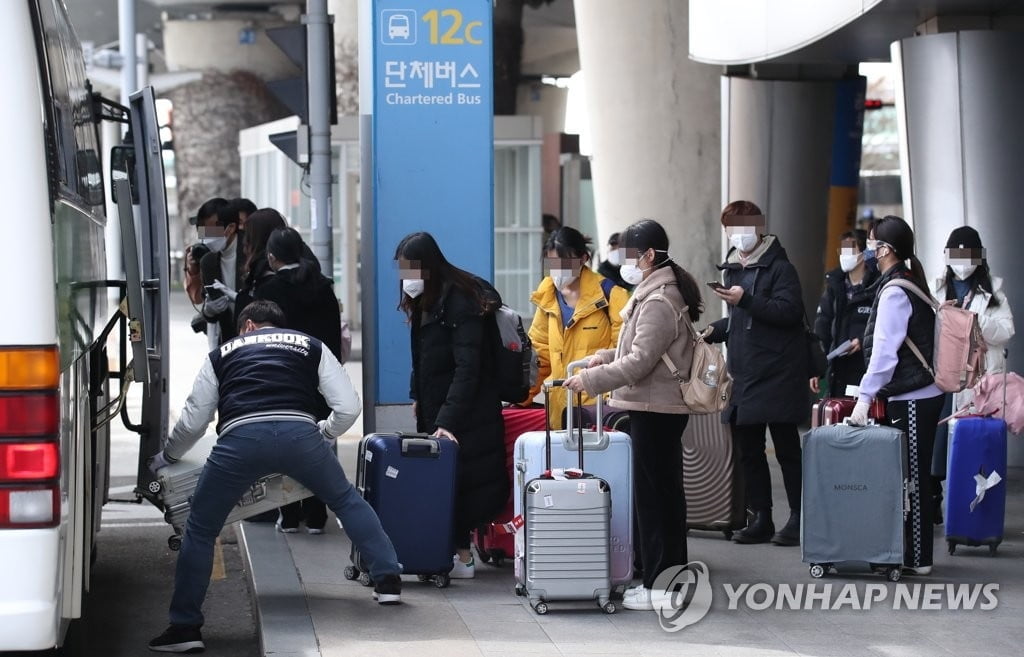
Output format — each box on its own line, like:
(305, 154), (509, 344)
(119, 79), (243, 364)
(801, 421), (908, 582)
(156, 432), (314, 550)
(516, 381), (616, 615)
(513, 362), (632, 592)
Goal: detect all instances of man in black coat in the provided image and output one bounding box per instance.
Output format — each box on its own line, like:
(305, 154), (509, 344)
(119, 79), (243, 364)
(811, 229), (879, 398)
(705, 202), (808, 547)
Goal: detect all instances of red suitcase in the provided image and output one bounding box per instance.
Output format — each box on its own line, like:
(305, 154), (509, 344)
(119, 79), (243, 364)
(811, 397), (886, 427)
(473, 406), (546, 566)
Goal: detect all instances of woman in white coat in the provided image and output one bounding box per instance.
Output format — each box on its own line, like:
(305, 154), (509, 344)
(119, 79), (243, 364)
(931, 226), (1015, 518)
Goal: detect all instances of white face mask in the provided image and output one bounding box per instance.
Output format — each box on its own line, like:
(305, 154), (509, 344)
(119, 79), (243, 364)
(951, 264), (977, 281)
(606, 249), (622, 266)
(839, 253), (861, 273)
(729, 232), (758, 253)
(201, 236), (228, 253)
(550, 269), (578, 290)
(402, 278), (424, 298)
(619, 265), (643, 286)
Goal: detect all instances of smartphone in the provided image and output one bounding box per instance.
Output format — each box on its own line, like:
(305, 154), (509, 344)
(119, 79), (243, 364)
(706, 281), (725, 291)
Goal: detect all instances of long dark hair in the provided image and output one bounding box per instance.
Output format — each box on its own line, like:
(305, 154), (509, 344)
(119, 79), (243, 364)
(243, 208), (287, 280)
(267, 227), (321, 286)
(942, 226), (1000, 308)
(394, 232), (487, 317)
(621, 219), (703, 322)
(871, 215), (931, 294)
(543, 226), (593, 260)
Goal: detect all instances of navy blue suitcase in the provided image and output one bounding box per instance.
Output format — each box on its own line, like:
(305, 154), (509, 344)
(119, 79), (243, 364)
(945, 416), (1008, 555)
(346, 433), (458, 587)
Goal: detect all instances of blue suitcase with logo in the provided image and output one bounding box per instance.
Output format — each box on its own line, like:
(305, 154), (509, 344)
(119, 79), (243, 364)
(346, 433), (458, 587)
(945, 416), (1007, 555)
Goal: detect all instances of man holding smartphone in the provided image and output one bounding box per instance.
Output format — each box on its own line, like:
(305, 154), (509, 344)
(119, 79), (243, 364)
(702, 201), (809, 547)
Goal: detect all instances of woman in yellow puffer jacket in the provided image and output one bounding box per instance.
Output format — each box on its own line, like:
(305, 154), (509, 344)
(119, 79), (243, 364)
(527, 227), (629, 428)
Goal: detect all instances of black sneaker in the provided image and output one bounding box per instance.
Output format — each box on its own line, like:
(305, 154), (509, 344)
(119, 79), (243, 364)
(148, 625), (205, 653)
(372, 574), (402, 605)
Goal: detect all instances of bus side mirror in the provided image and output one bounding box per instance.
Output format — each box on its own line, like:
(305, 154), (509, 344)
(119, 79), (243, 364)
(109, 145), (138, 204)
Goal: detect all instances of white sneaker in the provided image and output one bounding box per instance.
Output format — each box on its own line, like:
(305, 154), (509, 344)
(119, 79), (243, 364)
(623, 586), (648, 602)
(903, 565), (933, 575)
(622, 588), (672, 611)
(306, 527), (324, 535)
(449, 555), (476, 579)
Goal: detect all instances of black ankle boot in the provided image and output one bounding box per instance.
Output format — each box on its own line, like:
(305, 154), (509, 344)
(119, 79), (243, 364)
(771, 511), (800, 546)
(734, 509), (775, 544)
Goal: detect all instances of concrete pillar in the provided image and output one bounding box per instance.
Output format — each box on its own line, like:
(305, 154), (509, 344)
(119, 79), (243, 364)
(722, 76), (837, 317)
(894, 30), (1024, 464)
(331, 0), (359, 115)
(573, 0), (722, 320)
(162, 19), (293, 224)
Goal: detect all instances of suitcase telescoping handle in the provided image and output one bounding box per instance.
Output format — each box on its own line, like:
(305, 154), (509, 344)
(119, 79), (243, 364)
(543, 379), (586, 472)
(565, 359), (606, 445)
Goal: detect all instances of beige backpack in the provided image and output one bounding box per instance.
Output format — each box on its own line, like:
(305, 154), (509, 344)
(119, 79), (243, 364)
(660, 315), (732, 414)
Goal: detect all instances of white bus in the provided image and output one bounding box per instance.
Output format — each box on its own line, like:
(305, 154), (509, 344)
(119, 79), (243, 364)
(0, 1), (169, 650)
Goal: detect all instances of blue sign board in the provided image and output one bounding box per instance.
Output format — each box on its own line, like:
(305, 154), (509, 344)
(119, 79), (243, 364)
(370, 0), (494, 406)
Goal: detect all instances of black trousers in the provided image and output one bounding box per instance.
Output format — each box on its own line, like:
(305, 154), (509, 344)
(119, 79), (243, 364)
(731, 422), (802, 514)
(886, 394), (944, 569)
(279, 497), (328, 530)
(630, 410), (689, 589)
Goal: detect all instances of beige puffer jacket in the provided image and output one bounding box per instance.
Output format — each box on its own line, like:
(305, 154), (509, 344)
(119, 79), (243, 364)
(580, 267), (694, 414)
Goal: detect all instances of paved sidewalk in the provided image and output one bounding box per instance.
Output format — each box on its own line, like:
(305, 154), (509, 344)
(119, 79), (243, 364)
(239, 438), (1024, 657)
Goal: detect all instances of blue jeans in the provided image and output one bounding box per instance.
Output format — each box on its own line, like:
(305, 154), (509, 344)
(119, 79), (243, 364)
(169, 421), (400, 627)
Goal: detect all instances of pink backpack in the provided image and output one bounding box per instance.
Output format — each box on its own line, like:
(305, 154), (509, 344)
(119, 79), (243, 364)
(968, 371), (1024, 435)
(883, 279), (987, 393)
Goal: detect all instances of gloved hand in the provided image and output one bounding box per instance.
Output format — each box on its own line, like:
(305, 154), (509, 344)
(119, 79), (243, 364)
(202, 294), (232, 319)
(318, 420), (337, 448)
(208, 279), (238, 301)
(147, 451), (173, 475)
(849, 400), (871, 426)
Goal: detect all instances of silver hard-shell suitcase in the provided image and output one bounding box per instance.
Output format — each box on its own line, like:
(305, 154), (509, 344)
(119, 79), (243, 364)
(513, 360), (632, 591)
(156, 432), (314, 550)
(516, 380), (616, 615)
(801, 420), (908, 581)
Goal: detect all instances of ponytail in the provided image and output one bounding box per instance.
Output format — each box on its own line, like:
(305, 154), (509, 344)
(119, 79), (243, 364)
(906, 255), (934, 300)
(668, 262), (703, 322)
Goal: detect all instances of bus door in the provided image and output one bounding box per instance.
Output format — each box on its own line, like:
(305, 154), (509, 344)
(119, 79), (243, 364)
(123, 87), (171, 504)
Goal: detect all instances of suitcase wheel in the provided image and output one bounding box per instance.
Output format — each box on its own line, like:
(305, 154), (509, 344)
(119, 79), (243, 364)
(601, 601), (617, 614)
(434, 574), (451, 589)
(343, 565), (359, 581)
(947, 541), (956, 556)
(808, 564), (825, 579)
(148, 480), (162, 495)
(514, 584), (525, 597)
(533, 601), (549, 615)
(358, 572), (373, 587)
(167, 535), (182, 551)
(723, 530), (734, 541)
(886, 567), (902, 583)
(416, 574), (431, 583)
